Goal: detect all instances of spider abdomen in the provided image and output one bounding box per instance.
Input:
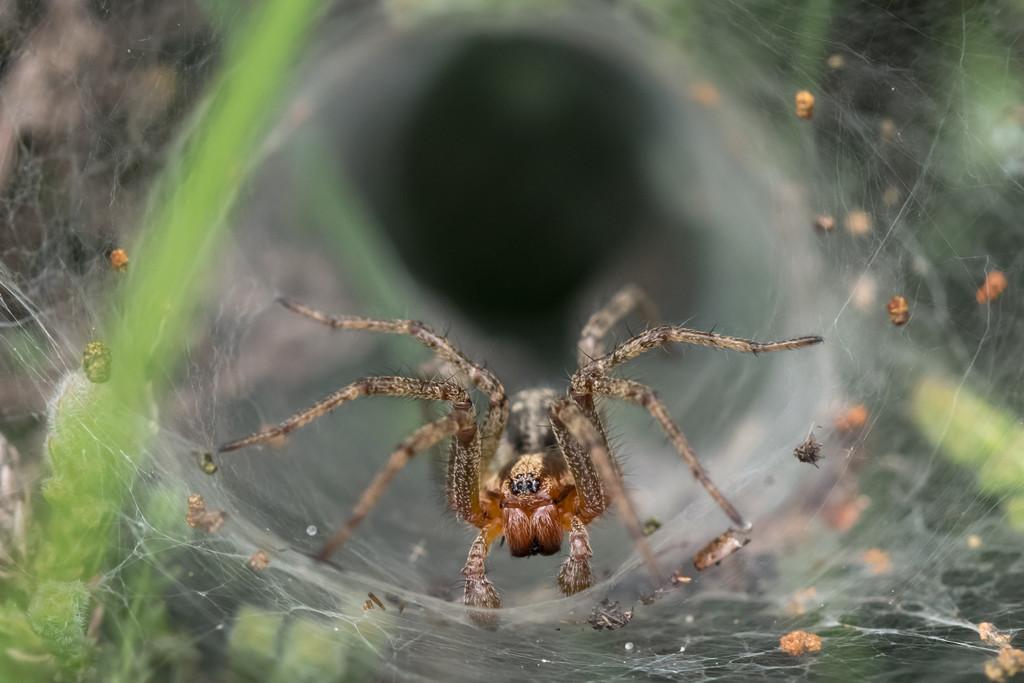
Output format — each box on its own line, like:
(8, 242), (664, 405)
(506, 387), (560, 453)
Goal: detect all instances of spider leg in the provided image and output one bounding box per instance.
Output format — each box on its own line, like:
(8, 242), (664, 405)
(585, 375), (748, 531)
(573, 325), (823, 384)
(577, 283), (660, 367)
(276, 297), (509, 469)
(415, 357), (464, 434)
(551, 399), (661, 581)
(218, 376), (469, 453)
(317, 407), (477, 561)
(557, 516), (594, 595)
(217, 375), (484, 527)
(462, 526), (502, 614)
(549, 403), (605, 522)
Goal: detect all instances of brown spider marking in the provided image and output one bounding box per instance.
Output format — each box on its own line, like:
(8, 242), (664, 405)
(215, 284), (823, 621)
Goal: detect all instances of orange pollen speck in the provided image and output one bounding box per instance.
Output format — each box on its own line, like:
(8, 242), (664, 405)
(780, 630), (822, 656)
(976, 270), (1007, 304)
(887, 295), (910, 325)
(795, 90), (815, 120)
(834, 404), (868, 433)
(844, 210), (872, 236)
(109, 248), (129, 271)
(862, 547), (892, 575)
(690, 81), (721, 107)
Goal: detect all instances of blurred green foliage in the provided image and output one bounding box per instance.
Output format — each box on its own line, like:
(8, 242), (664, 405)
(0, 0), (323, 679)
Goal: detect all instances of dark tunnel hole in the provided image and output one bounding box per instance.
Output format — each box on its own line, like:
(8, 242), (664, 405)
(356, 31), (670, 332)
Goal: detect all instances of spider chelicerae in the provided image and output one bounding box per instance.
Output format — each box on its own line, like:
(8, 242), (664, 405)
(217, 284), (822, 612)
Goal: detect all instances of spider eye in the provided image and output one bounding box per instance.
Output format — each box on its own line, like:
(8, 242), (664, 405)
(510, 473), (541, 496)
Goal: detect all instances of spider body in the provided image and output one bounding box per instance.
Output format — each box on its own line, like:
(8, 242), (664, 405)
(218, 285), (823, 616)
(492, 451), (568, 558)
(485, 388), (570, 558)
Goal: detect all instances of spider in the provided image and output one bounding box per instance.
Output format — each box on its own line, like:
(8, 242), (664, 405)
(217, 284), (823, 613)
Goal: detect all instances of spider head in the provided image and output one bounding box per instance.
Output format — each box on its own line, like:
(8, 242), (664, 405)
(500, 455), (563, 557)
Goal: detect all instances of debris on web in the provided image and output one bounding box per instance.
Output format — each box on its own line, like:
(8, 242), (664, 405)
(588, 600), (633, 631)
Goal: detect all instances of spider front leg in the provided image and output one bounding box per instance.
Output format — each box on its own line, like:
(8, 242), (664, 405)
(275, 297), (510, 473)
(577, 283), (661, 366)
(551, 399), (661, 584)
(582, 375), (755, 569)
(317, 408), (476, 560)
(216, 376), (481, 561)
(569, 323), (823, 567)
(557, 516), (593, 595)
(575, 324), (823, 381)
(462, 527), (501, 611)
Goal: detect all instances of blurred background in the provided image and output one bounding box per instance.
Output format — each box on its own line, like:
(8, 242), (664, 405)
(1, 1), (1023, 681)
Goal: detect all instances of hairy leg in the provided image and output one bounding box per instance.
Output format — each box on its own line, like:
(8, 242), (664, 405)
(217, 375), (484, 553)
(586, 375), (748, 530)
(549, 403), (605, 522)
(218, 376), (471, 453)
(551, 399), (660, 580)
(557, 516), (594, 595)
(573, 325), (823, 389)
(276, 297), (510, 468)
(463, 527), (501, 612)
(317, 408), (477, 561)
(577, 284), (660, 367)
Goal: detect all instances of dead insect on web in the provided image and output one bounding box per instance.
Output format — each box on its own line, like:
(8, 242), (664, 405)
(107, 248), (129, 272)
(977, 270), (1008, 305)
(197, 451), (218, 475)
(794, 90), (815, 120)
(693, 528), (750, 571)
(887, 295), (910, 326)
(363, 592), (386, 611)
(780, 630), (822, 656)
(82, 341), (112, 384)
(588, 599), (633, 631)
(793, 430), (823, 468)
(248, 550), (270, 571)
(185, 493), (226, 533)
